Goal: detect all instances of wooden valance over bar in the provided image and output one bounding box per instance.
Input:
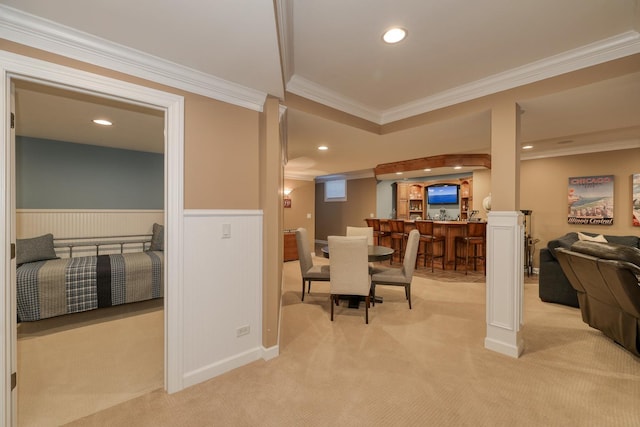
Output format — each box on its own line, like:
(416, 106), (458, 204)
(374, 153), (491, 176)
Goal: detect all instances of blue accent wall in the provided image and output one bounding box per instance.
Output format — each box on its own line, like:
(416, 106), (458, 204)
(16, 136), (164, 209)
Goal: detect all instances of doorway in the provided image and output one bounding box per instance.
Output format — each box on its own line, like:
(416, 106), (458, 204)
(1, 51), (185, 425)
(14, 78), (165, 425)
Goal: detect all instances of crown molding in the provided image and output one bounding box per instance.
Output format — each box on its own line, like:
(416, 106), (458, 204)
(0, 5), (267, 112)
(288, 31), (640, 125)
(521, 138), (640, 161)
(286, 75), (382, 123)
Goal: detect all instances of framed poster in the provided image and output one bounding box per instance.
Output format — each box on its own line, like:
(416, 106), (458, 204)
(567, 175), (614, 225)
(633, 174), (640, 226)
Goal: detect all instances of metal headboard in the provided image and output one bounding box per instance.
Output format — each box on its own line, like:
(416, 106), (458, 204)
(53, 234), (153, 257)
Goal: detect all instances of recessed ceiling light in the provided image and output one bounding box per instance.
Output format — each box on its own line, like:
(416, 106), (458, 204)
(382, 27), (407, 44)
(453, 166), (462, 170)
(522, 145), (533, 150)
(318, 145), (328, 151)
(93, 119), (112, 126)
(396, 172), (403, 175)
(423, 168), (431, 172)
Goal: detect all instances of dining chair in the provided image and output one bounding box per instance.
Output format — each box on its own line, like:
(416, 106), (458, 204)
(371, 229), (420, 309)
(328, 235), (371, 323)
(348, 225), (380, 273)
(295, 228), (330, 301)
(454, 222), (487, 275)
(346, 226), (374, 245)
(414, 219), (445, 272)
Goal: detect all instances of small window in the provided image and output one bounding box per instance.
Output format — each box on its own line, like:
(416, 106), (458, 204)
(325, 179), (347, 202)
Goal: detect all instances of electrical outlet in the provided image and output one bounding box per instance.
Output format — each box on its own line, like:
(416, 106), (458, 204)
(236, 325), (250, 337)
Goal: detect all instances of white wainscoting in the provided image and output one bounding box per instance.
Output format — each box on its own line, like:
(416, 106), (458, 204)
(16, 209), (164, 256)
(182, 209), (263, 388)
(16, 209), (164, 238)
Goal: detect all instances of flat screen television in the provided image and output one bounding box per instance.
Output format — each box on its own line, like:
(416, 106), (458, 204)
(427, 185), (459, 205)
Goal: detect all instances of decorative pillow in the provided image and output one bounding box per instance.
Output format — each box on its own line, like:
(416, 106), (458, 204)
(578, 232), (607, 243)
(149, 223), (164, 251)
(16, 233), (58, 265)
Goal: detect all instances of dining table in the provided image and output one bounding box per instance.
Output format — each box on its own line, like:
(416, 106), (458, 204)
(320, 245), (394, 262)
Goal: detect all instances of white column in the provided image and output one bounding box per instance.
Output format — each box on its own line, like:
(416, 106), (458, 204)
(485, 211), (524, 357)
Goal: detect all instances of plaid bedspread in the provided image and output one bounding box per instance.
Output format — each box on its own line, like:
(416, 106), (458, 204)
(17, 251), (163, 322)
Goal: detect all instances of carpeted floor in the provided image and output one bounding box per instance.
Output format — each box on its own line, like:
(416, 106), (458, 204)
(17, 299), (164, 427)
(58, 255), (640, 427)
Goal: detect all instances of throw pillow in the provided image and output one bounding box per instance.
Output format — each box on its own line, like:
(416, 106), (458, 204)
(150, 223), (164, 251)
(578, 232), (607, 243)
(16, 233), (58, 265)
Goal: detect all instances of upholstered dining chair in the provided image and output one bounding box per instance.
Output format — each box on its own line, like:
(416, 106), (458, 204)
(295, 228), (330, 301)
(346, 226), (374, 245)
(328, 235), (371, 324)
(347, 225), (377, 273)
(370, 229), (420, 309)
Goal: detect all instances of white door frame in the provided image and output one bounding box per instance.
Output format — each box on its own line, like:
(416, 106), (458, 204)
(1, 50), (185, 426)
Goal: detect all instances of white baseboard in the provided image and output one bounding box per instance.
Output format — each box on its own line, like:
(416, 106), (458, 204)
(261, 345), (279, 361)
(182, 347), (263, 389)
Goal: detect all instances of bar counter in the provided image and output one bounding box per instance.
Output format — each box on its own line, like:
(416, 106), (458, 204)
(380, 219), (479, 269)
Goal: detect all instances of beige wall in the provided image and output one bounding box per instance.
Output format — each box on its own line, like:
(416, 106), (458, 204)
(185, 95), (260, 208)
(283, 178), (316, 250)
(315, 177), (377, 241)
(521, 147), (640, 267)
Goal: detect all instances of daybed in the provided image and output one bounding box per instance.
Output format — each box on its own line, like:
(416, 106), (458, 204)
(555, 240), (640, 356)
(16, 224), (164, 322)
(539, 232), (640, 307)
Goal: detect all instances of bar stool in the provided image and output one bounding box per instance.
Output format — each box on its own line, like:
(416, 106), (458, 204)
(365, 218), (387, 246)
(414, 220), (445, 272)
(454, 222), (487, 275)
(388, 219), (406, 264)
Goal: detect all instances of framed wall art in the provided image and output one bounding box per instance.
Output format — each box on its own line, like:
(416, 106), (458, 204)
(567, 175), (614, 225)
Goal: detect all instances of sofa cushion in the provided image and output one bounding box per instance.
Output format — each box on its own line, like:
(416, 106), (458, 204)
(570, 241), (640, 267)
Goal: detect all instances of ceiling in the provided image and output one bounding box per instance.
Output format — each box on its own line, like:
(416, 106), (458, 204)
(2, 0), (640, 180)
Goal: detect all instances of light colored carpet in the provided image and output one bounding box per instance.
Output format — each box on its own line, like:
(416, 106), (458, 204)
(27, 257), (640, 426)
(17, 299), (164, 427)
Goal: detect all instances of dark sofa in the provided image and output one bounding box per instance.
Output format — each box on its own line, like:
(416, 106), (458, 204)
(555, 240), (640, 356)
(539, 232), (640, 307)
